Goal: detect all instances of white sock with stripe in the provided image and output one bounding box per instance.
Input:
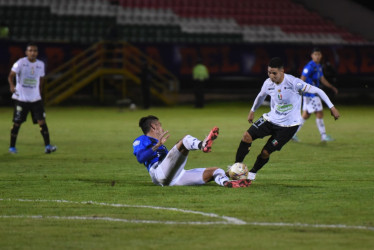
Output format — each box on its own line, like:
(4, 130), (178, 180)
(182, 135), (201, 150)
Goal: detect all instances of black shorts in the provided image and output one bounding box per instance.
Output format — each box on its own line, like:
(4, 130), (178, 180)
(248, 116), (298, 154)
(12, 100), (46, 124)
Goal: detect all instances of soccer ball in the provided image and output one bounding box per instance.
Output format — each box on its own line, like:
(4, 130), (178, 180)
(228, 163), (249, 180)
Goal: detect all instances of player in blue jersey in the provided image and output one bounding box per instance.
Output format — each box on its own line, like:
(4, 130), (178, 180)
(133, 115), (251, 188)
(292, 47), (338, 142)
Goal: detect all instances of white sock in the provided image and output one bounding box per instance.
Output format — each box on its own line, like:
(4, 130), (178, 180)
(182, 135), (201, 150)
(213, 168), (230, 186)
(316, 118), (326, 139)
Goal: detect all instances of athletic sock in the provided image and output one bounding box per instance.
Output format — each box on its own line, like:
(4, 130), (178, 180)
(316, 118), (326, 139)
(182, 135), (201, 150)
(235, 141), (252, 162)
(213, 168), (230, 186)
(10, 124), (20, 147)
(250, 154), (269, 173)
(40, 124), (50, 146)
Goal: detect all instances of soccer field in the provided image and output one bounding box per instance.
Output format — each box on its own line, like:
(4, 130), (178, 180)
(0, 103), (373, 250)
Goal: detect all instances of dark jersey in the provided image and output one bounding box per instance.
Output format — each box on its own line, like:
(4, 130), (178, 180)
(301, 60), (324, 97)
(133, 135), (168, 171)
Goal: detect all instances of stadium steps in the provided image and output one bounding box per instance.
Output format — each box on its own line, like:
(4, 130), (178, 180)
(44, 41), (179, 106)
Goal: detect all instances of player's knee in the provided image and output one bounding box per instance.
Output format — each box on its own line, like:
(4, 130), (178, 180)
(316, 111), (324, 118)
(261, 149), (270, 159)
(242, 131), (252, 143)
(202, 167), (218, 182)
(37, 120), (46, 125)
(302, 112), (310, 119)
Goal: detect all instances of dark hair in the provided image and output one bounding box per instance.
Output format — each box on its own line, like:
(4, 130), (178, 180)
(268, 57), (284, 69)
(139, 115), (159, 134)
(26, 42), (38, 49)
(311, 47), (321, 53)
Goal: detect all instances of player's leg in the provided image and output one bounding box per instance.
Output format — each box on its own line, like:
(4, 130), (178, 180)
(171, 167), (251, 188)
(156, 143), (188, 186)
(180, 126), (219, 153)
(9, 101), (28, 153)
(248, 125), (298, 180)
(235, 131), (253, 162)
(31, 101), (57, 153)
(235, 116), (269, 163)
(9, 123), (21, 154)
(310, 97), (332, 141)
(315, 109), (333, 141)
(292, 97), (311, 142)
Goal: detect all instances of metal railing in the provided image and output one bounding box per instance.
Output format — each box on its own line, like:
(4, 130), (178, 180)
(44, 41), (179, 105)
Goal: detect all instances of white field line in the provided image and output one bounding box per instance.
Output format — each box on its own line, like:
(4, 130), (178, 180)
(0, 198), (373, 231)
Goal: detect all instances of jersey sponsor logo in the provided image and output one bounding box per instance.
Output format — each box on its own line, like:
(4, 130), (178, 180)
(268, 87), (275, 90)
(133, 140), (140, 146)
(276, 104), (293, 113)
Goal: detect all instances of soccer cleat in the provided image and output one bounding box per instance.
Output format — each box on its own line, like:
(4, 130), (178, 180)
(291, 135), (300, 142)
(247, 172), (256, 181)
(224, 179), (252, 188)
(201, 126), (219, 153)
(45, 144), (57, 154)
(9, 147), (17, 154)
(321, 135), (334, 142)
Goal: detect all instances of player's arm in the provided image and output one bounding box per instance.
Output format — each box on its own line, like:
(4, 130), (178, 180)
(303, 84), (340, 120)
(8, 71), (16, 93)
(39, 76), (44, 96)
(300, 75), (307, 81)
(248, 86), (267, 123)
(320, 76), (338, 94)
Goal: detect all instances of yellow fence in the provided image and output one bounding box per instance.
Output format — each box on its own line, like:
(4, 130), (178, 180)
(43, 41), (179, 106)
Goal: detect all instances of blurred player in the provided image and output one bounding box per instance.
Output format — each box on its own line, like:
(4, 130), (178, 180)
(133, 115), (251, 188)
(8, 43), (57, 154)
(233, 57), (339, 181)
(292, 47), (339, 142)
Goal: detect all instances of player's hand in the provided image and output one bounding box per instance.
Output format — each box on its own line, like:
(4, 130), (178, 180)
(10, 84), (16, 93)
(332, 87), (338, 95)
(330, 107), (340, 120)
(247, 111), (255, 124)
(158, 130), (170, 145)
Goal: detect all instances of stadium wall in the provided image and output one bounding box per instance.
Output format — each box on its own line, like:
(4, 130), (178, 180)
(1, 41), (373, 105)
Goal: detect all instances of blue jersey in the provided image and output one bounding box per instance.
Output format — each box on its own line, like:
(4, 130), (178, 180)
(133, 135), (168, 171)
(301, 60), (324, 97)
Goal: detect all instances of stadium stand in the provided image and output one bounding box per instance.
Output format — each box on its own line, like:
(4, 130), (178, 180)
(0, 0), (369, 44)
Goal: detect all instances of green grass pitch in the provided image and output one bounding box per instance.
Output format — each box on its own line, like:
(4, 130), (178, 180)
(0, 102), (373, 249)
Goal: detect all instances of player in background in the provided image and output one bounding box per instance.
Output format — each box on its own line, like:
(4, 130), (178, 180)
(233, 57), (339, 181)
(8, 43), (57, 154)
(133, 115), (251, 188)
(292, 47), (339, 142)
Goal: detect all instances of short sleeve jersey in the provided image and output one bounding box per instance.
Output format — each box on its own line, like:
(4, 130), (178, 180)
(11, 57), (45, 102)
(301, 60), (323, 97)
(259, 74), (310, 127)
(133, 135), (168, 171)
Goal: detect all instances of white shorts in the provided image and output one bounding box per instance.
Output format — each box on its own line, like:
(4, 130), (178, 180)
(303, 96), (323, 114)
(149, 145), (206, 186)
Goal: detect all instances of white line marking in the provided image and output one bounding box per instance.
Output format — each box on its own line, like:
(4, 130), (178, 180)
(0, 198), (373, 231)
